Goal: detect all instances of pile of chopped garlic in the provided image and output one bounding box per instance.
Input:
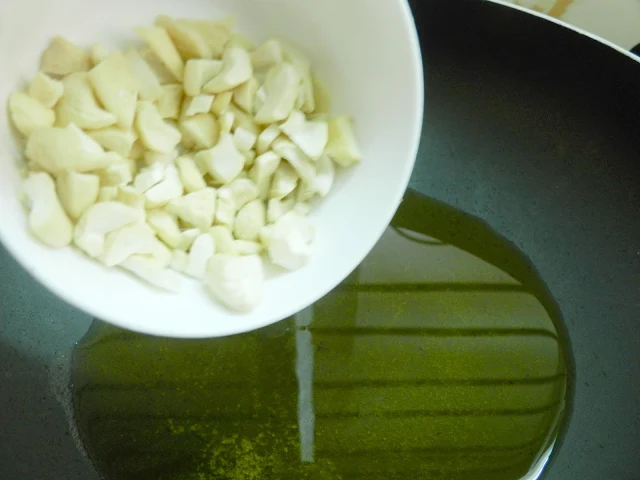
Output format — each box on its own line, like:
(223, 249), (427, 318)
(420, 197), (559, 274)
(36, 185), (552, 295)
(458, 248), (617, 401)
(9, 15), (361, 313)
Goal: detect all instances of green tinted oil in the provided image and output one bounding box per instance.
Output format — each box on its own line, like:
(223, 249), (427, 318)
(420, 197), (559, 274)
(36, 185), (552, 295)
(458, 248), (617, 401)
(71, 191), (574, 480)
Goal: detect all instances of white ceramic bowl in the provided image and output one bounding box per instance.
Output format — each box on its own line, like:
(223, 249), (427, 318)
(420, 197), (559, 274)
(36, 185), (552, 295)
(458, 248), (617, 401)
(0, 0), (423, 338)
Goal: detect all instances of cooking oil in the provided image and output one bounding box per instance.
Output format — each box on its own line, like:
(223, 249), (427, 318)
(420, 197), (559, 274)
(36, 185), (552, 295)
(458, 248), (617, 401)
(71, 190), (573, 479)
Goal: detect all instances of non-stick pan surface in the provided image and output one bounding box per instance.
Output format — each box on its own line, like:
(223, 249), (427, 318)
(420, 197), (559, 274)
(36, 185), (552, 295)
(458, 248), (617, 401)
(0, 1), (638, 478)
(410, 1), (640, 478)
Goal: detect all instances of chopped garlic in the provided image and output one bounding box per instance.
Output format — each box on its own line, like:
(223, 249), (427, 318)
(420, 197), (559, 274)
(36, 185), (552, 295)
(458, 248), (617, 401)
(184, 59), (224, 96)
(254, 85), (267, 113)
(294, 202), (312, 216)
(105, 154), (134, 183)
(184, 233), (216, 279)
(143, 149), (178, 167)
(269, 162), (298, 199)
(40, 36), (91, 76)
(181, 18), (233, 59)
(170, 249), (188, 273)
(179, 113), (219, 150)
(233, 240), (263, 255)
(312, 154), (335, 197)
(233, 240), (264, 255)
(129, 140), (145, 161)
(23, 172), (74, 248)
(244, 149), (257, 169)
(176, 155), (206, 192)
(120, 255), (181, 292)
(206, 254), (264, 312)
(312, 74), (332, 115)
(255, 63), (301, 124)
(138, 47), (176, 85)
(325, 116), (362, 167)
(28, 72), (63, 108)
(234, 199), (266, 242)
(147, 216), (192, 252)
(233, 127), (257, 152)
(155, 84), (184, 119)
(228, 104), (259, 134)
(134, 26), (185, 81)
(156, 16), (210, 61)
(101, 223), (159, 267)
(178, 228), (200, 251)
(89, 52), (140, 129)
(296, 181), (317, 203)
(218, 111), (235, 136)
(97, 186), (118, 202)
(147, 238), (173, 267)
(233, 76), (259, 113)
(182, 94), (214, 117)
(166, 187), (217, 230)
(74, 202), (144, 258)
(249, 151), (281, 200)
(219, 177), (259, 210)
(26, 123), (109, 173)
(251, 39), (284, 70)
(90, 43), (110, 65)
(8, 92), (55, 137)
(263, 212), (314, 270)
(256, 125), (281, 155)
(280, 110), (328, 160)
(147, 209), (182, 248)
(98, 163), (132, 187)
(202, 47), (253, 94)
(266, 197), (295, 224)
(210, 91), (233, 115)
(209, 225), (235, 254)
(215, 189), (236, 228)
(272, 138), (316, 184)
(56, 73), (117, 129)
(135, 101), (182, 153)
(88, 126), (137, 158)
(144, 164), (184, 208)
(124, 49), (164, 102)
(116, 186), (145, 210)
(56, 170), (100, 220)
(194, 134), (245, 184)
(280, 40), (315, 113)
(134, 162), (166, 193)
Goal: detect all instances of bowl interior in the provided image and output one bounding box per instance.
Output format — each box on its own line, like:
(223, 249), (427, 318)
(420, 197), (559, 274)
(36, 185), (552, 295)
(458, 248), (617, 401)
(0, 0), (423, 337)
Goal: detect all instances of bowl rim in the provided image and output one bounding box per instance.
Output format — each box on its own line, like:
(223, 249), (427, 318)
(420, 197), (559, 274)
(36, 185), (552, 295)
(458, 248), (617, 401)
(486, 0), (640, 63)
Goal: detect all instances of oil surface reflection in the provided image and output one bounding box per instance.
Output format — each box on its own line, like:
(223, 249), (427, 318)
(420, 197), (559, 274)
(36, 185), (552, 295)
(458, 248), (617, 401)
(72, 190), (573, 479)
